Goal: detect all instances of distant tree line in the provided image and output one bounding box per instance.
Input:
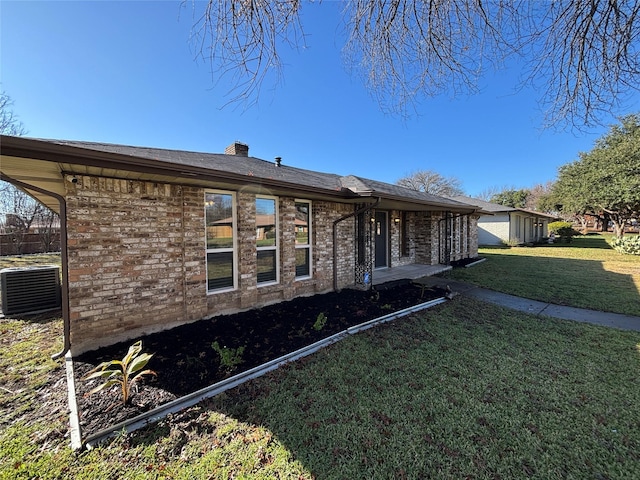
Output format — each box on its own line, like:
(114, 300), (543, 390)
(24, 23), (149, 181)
(551, 114), (640, 238)
(1, 184), (61, 255)
(396, 114), (639, 239)
(485, 114), (640, 239)
(0, 91), (60, 255)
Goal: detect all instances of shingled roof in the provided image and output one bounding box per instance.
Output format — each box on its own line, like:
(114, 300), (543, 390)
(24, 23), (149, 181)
(1, 136), (480, 214)
(451, 195), (557, 218)
(450, 196), (517, 213)
(45, 139), (349, 193)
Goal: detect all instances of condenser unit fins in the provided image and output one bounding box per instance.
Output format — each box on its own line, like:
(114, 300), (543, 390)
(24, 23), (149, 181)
(0, 265), (61, 315)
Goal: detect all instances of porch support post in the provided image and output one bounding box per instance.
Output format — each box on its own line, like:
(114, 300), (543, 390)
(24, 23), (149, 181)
(332, 198), (380, 291)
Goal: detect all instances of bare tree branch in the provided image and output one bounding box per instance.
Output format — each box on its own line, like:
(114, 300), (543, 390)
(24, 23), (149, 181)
(189, 0), (640, 128)
(523, 0), (640, 129)
(396, 169), (464, 197)
(0, 183), (45, 254)
(188, 0), (306, 108)
(0, 91), (27, 136)
(342, 0), (524, 114)
(0, 91), (59, 253)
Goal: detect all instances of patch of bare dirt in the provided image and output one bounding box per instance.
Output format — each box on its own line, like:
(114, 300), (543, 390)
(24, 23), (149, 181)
(74, 281), (446, 437)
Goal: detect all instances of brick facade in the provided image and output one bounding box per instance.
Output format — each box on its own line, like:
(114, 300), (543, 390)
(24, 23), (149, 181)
(387, 210), (479, 268)
(65, 176), (360, 353)
(64, 175), (478, 353)
(66, 177), (199, 353)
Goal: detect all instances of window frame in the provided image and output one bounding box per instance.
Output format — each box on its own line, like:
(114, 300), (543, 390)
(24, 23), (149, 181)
(256, 195), (279, 286)
(205, 190), (237, 294)
(294, 199), (312, 280)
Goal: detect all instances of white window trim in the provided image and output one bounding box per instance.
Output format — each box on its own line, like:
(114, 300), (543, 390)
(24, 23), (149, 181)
(295, 199), (312, 280)
(256, 195), (279, 286)
(205, 190), (237, 294)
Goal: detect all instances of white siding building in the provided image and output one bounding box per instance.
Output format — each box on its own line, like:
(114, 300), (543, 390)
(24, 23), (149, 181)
(452, 196), (557, 246)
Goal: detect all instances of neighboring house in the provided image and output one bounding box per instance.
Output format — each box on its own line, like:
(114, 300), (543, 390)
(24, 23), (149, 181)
(1, 136), (481, 354)
(452, 196), (557, 246)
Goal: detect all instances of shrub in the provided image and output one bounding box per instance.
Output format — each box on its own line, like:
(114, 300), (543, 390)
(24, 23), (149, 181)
(212, 341), (245, 370)
(313, 312), (327, 331)
(610, 235), (640, 255)
(82, 340), (156, 405)
(548, 221), (578, 243)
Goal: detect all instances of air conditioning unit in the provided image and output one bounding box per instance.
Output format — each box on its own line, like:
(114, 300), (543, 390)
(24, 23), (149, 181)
(1, 265), (61, 315)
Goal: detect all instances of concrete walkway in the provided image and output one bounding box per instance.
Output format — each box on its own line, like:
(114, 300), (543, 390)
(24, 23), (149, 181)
(372, 264), (452, 285)
(416, 277), (640, 332)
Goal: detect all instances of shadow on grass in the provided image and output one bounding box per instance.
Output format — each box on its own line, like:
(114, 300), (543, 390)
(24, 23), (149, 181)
(125, 298), (640, 479)
(547, 235), (614, 249)
(0, 309), (62, 326)
(481, 235), (614, 250)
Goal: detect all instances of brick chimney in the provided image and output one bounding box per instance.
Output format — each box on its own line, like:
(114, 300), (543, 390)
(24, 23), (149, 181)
(224, 141), (249, 157)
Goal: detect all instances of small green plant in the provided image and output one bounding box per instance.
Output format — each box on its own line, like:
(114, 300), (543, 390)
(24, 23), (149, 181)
(610, 235), (640, 255)
(212, 341), (245, 370)
(370, 289), (380, 302)
(82, 340), (156, 405)
(313, 312), (327, 331)
(381, 304), (393, 311)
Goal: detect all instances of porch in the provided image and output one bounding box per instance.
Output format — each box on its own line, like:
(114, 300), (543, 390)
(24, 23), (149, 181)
(372, 263), (452, 286)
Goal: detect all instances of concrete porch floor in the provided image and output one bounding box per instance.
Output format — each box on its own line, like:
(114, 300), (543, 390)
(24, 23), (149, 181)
(372, 263), (452, 286)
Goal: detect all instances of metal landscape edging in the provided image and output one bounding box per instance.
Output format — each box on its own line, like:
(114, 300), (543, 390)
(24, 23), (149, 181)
(83, 330), (349, 448)
(464, 257), (487, 268)
(83, 295), (448, 449)
(347, 298), (447, 334)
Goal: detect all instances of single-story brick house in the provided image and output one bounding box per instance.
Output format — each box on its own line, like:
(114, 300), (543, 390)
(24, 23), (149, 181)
(452, 195), (557, 246)
(1, 136), (482, 354)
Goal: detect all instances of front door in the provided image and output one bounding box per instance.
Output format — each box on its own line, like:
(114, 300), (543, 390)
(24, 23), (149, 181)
(374, 211), (388, 268)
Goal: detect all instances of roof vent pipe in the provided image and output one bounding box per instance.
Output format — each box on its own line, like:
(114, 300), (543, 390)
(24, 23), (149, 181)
(275, 157), (282, 167)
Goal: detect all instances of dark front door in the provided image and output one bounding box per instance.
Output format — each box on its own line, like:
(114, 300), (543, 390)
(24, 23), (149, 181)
(374, 211), (388, 268)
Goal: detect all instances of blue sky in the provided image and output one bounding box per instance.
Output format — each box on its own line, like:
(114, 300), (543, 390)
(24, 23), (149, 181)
(2, 1), (638, 197)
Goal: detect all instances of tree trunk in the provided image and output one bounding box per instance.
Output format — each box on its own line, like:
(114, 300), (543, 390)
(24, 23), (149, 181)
(577, 215), (588, 234)
(600, 212), (610, 232)
(611, 219), (625, 238)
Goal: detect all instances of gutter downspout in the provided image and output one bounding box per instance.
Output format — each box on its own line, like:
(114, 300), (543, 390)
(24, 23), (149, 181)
(0, 173), (70, 359)
(332, 197), (380, 292)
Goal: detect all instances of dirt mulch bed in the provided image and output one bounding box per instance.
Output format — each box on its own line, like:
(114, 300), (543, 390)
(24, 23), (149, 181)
(74, 281), (447, 437)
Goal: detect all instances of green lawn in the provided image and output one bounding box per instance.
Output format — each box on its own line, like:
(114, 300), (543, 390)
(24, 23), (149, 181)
(2, 298), (640, 479)
(445, 234), (640, 316)
(0, 253), (61, 270)
(2, 239), (640, 478)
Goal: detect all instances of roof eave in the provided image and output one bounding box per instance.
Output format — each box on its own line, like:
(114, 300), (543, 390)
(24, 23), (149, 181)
(372, 192), (482, 213)
(0, 136), (360, 201)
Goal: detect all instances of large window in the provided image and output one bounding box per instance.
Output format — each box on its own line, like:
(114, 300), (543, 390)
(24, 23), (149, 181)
(205, 191), (236, 292)
(295, 200), (311, 279)
(256, 196), (278, 284)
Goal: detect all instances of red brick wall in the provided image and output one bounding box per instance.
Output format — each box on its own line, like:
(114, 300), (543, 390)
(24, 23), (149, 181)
(64, 174), (478, 353)
(65, 176), (204, 353)
(65, 176), (358, 353)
